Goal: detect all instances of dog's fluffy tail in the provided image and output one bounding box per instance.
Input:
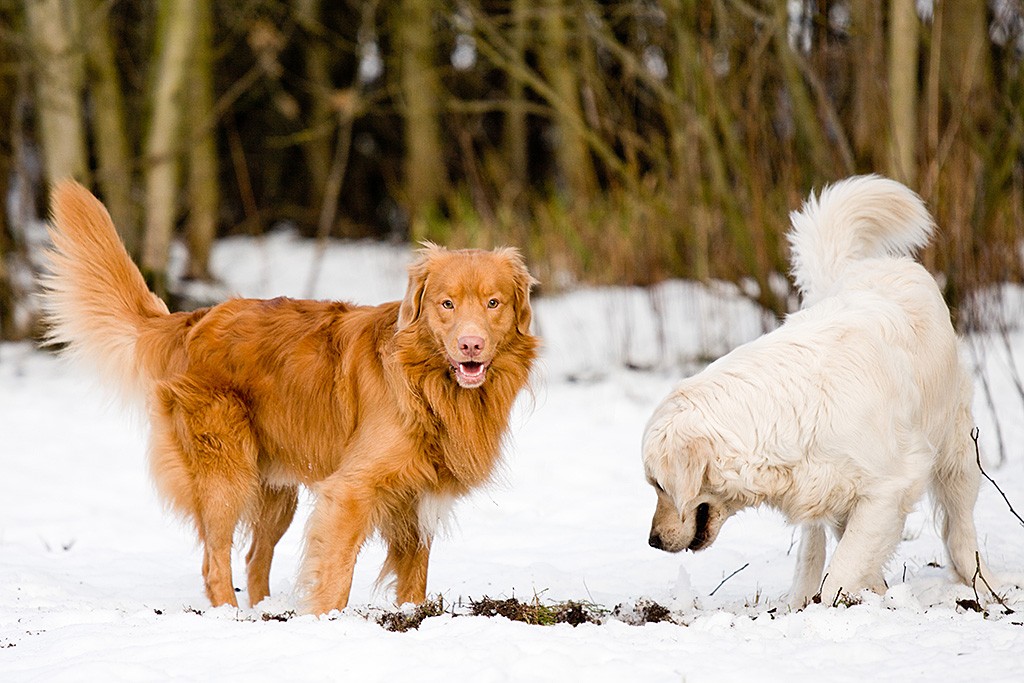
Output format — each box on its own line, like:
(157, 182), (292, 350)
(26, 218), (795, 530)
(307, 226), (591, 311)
(41, 180), (169, 402)
(787, 174), (935, 304)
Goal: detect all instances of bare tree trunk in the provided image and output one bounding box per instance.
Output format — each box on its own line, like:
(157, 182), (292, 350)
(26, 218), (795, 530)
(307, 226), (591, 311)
(935, 0), (997, 314)
(0, 23), (14, 339)
(142, 0), (198, 298)
(503, 0), (530, 194)
(850, 0), (886, 169)
(24, 0), (89, 185)
(186, 0), (218, 281)
(398, 0), (448, 238)
(939, 0), (993, 127)
(83, 0), (139, 255)
(295, 0), (332, 210)
(663, 0), (705, 280)
(0, 205), (11, 338)
(539, 0), (595, 198)
(888, 0), (919, 185)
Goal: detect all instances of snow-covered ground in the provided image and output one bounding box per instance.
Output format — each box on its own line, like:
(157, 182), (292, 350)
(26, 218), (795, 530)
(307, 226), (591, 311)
(2, 234), (1023, 682)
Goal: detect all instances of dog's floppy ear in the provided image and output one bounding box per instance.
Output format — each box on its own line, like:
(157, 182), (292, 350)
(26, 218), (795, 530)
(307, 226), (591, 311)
(665, 437), (711, 507)
(499, 247), (538, 335)
(643, 410), (710, 508)
(398, 243), (442, 330)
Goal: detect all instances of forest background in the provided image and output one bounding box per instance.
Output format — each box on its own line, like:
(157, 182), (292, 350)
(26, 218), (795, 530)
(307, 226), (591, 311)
(0, 0), (1021, 339)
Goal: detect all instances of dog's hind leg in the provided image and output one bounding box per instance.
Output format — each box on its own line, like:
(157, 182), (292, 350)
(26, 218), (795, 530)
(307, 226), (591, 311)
(788, 523), (827, 609)
(932, 400), (989, 589)
(155, 383), (259, 608)
(245, 484), (298, 607)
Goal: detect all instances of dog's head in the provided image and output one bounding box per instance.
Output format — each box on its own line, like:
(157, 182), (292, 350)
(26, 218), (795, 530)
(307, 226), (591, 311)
(641, 398), (735, 553)
(397, 243), (536, 388)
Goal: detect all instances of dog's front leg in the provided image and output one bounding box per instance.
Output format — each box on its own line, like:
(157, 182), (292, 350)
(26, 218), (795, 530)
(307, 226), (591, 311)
(302, 475), (374, 615)
(379, 501), (433, 605)
(818, 497), (903, 605)
(390, 538), (432, 606)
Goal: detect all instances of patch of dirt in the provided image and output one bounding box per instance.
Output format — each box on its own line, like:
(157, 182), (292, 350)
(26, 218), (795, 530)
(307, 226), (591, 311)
(612, 598), (676, 625)
(468, 596), (603, 626)
(377, 597), (448, 632)
(261, 610), (297, 622)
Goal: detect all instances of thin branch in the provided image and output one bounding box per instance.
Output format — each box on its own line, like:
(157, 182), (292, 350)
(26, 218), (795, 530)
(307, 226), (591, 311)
(709, 562), (749, 596)
(972, 428), (1024, 528)
(972, 551), (1013, 613)
(809, 572), (830, 605)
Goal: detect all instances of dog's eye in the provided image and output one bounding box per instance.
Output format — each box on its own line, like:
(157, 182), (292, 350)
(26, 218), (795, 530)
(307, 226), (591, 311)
(441, 300), (454, 310)
(487, 298), (500, 309)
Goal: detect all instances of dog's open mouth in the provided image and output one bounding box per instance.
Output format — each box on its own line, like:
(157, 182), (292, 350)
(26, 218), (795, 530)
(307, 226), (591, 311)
(688, 502), (712, 551)
(451, 359), (491, 388)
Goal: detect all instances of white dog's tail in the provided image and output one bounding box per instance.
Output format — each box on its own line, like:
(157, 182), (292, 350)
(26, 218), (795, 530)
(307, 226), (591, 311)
(787, 174), (935, 304)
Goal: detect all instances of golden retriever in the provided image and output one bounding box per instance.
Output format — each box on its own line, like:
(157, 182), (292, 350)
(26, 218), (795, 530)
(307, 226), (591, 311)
(42, 181), (538, 614)
(643, 175), (990, 607)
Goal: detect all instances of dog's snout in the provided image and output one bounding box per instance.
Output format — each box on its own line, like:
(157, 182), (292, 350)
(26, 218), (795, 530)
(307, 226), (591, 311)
(458, 335), (485, 358)
(648, 532), (664, 550)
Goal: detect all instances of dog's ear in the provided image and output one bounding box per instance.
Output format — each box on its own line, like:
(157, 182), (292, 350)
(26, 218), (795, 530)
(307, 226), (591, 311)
(500, 247), (538, 335)
(643, 411), (710, 508)
(398, 244), (441, 330)
(664, 437), (711, 507)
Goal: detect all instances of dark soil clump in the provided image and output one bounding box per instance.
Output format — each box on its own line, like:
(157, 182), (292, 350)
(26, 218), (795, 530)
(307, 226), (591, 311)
(469, 597), (602, 626)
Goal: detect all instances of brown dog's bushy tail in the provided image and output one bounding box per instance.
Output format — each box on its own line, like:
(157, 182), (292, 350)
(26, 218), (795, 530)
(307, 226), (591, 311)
(41, 180), (169, 402)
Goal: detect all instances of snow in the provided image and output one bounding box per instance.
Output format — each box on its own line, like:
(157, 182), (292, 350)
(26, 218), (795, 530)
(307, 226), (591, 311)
(2, 233), (1023, 681)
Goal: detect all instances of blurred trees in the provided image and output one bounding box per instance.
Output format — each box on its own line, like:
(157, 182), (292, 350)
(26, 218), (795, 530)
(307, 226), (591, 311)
(0, 0), (1021, 337)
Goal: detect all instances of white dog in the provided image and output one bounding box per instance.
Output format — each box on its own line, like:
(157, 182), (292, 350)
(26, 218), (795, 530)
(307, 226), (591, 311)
(643, 175), (989, 607)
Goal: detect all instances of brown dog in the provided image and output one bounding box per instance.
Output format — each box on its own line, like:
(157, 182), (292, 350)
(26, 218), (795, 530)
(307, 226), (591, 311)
(42, 181), (538, 614)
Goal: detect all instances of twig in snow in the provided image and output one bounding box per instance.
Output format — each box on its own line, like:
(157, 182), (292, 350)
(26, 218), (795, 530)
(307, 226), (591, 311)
(709, 562), (749, 596)
(786, 528), (797, 556)
(972, 428), (1024, 528)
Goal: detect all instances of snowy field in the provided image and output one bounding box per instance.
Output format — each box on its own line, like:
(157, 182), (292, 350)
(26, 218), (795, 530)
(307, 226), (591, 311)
(2, 234), (1023, 682)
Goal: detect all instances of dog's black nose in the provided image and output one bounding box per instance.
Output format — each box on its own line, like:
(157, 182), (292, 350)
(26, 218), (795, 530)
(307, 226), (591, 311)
(648, 532), (663, 550)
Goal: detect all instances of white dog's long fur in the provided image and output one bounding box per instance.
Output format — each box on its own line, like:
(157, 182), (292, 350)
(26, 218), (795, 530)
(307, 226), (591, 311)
(643, 175), (989, 607)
